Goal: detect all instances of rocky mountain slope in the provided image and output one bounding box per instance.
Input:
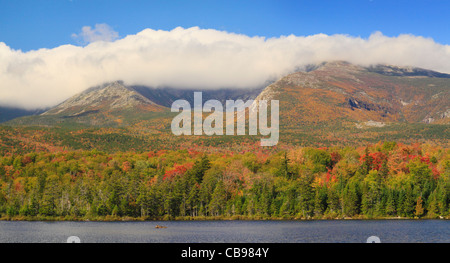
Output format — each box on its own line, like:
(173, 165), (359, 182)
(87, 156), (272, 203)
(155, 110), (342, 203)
(42, 81), (164, 117)
(3, 61), (449, 146)
(7, 81), (167, 126)
(6, 81), (263, 127)
(12, 61), (449, 128)
(132, 86), (263, 108)
(1, 61), (448, 150)
(255, 61), (449, 127)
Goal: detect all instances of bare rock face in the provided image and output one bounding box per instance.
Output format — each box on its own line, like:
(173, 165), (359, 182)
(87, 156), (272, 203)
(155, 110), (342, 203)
(42, 81), (159, 117)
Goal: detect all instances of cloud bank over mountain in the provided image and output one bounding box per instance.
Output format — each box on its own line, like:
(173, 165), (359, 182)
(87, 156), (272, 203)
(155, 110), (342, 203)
(1, 26), (450, 109)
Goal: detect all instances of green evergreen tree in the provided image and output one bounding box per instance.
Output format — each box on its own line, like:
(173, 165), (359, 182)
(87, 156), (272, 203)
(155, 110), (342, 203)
(342, 181), (360, 217)
(209, 181), (227, 216)
(385, 190), (397, 216)
(313, 187), (327, 217)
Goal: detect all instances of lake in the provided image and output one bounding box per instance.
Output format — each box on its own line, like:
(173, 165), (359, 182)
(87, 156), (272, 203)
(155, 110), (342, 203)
(0, 220), (448, 243)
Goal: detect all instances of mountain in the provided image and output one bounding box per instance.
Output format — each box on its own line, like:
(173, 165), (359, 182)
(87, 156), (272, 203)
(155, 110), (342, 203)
(255, 61), (450, 127)
(0, 107), (46, 123)
(367, 64), (450, 78)
(42, 81), (162, 116)
(132, 86), (263, 108)
(8, 81), (167, 127)
(6, 62), (450, 129)
(6, 81), (264, 127)
(2, 61), (448, 151)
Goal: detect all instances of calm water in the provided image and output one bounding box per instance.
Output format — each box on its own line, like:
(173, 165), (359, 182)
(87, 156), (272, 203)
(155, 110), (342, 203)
(0, 220), (448, 243)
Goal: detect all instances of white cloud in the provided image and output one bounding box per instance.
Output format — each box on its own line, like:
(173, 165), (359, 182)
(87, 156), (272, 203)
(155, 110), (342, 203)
(1, 27), (450, 109)
(72, 23), (119, 44)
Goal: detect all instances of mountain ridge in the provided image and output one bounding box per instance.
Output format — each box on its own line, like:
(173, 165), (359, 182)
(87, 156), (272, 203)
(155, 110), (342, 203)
(1, 61), (448, 151)
(3, 61), (449, 128)
(254, 61), (449, 126)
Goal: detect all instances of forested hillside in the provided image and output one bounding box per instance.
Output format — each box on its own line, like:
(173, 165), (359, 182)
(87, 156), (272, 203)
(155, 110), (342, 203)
(1, 142), (448, 220)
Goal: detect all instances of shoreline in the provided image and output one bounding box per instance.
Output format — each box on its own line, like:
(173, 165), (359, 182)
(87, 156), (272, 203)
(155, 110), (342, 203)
(1, 215), (449, 222)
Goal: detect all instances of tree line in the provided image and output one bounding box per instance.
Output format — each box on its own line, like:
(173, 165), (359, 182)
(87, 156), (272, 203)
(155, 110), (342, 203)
(0, 142), (448, 220)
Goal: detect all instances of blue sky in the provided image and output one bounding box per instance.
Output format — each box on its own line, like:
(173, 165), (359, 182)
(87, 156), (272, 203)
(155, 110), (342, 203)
(1, 0), (449, 51)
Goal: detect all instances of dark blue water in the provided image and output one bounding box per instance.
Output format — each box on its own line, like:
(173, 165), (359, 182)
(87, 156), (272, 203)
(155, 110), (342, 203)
(0, 220), (448, 243)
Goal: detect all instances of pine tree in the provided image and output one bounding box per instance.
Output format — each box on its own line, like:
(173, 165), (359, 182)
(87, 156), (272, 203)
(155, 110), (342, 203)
(427, 190), (439, 218)
(313, 188), (327, 217)
(380, 158), (389, 178)
(362, 147), (373, 175)
(327, 185), (341, 216)
(403, 190), (416, 217)
(385, 190), (396, 216)
(209, 181), (226, 216)
(297, 173), (314, 218)
(342, 182), (360, 217)
(192, 156), (211, 183)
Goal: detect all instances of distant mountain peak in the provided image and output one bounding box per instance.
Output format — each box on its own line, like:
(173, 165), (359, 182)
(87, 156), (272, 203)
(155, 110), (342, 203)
(301, 61), (450, 79)
(366, 64), (450, 78)
(42, 81), (160, 117)
(320, 61), (354, 68)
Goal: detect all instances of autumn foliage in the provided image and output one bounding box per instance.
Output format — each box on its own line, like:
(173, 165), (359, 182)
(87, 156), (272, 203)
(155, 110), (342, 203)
(0, 141), (448, 220)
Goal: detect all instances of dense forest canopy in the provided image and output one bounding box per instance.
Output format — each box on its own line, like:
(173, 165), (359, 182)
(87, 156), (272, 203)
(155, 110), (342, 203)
(0, 141), (448, 220)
